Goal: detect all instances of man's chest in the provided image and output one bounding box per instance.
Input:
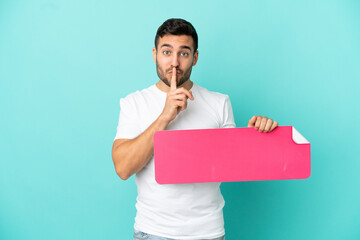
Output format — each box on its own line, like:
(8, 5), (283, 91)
(137, 98), (221, 132)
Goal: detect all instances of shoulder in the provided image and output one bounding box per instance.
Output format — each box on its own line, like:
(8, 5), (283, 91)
(120, 85), (156, 104)
(194, 83), (230, 104)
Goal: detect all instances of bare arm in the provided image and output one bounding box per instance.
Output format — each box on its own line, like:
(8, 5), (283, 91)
(112, 67), (194, 180)
(112, 115), (169, 180)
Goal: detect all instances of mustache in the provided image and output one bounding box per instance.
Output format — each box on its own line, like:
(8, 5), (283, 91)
(167, 68), (182, 74)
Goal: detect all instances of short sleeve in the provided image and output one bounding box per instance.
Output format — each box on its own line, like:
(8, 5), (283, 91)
(114, 97), (142, 140)
(222, 95), (236, 128)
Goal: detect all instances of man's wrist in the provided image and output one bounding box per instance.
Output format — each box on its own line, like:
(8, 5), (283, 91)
(157, 114), (171, 128)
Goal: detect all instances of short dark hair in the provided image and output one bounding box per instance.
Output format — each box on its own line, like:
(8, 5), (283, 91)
(155, 18), (198, 53)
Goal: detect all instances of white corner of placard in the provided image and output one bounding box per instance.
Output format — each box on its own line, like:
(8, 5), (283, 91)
(292, 127), (309, 144)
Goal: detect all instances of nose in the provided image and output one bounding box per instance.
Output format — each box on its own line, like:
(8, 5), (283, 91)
(171, 54), (180, 69)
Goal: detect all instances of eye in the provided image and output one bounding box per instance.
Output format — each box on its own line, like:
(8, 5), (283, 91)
(181, 52), (189, 57)
(163, 50), (170, 55)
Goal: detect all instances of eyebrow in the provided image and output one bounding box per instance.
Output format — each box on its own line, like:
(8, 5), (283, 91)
(160, 44), (192, 51)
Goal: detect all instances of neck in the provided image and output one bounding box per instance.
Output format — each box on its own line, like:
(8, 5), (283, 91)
(156, 79), (193, 93)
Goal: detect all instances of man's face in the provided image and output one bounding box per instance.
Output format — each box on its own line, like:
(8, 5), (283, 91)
(153, 34), (198, 87)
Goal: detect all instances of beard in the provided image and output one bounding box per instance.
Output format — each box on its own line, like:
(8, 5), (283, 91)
(156, 59), (193, 88)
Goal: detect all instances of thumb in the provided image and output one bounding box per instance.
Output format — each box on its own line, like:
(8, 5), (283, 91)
(248, 115), (257, 127)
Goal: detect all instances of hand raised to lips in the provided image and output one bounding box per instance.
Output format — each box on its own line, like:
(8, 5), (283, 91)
(160, 67), (194, 122)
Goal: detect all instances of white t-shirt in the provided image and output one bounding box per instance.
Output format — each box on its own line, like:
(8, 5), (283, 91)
(114, 82), (236, 239)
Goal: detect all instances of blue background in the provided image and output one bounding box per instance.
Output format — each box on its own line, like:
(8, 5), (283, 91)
(1, 0), (359, 239)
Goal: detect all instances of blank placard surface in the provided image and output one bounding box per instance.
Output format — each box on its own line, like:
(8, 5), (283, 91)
(154, 126), (311, 184)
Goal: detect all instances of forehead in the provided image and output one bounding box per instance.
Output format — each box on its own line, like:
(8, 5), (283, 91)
(158, 34), (194, 51)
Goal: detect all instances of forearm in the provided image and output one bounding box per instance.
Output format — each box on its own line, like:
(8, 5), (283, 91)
(112, 115), (170, 180)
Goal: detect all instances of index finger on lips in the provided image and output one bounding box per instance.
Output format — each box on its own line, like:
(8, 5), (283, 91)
(171, 67), (177, 91)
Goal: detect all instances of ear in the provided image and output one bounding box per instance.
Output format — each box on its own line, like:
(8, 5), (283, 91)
(192, 50), (199, 66)
(152, 47), (157, 63)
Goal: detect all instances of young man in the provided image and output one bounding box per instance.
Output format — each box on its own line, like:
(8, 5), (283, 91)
(112, 18), (278, 240)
